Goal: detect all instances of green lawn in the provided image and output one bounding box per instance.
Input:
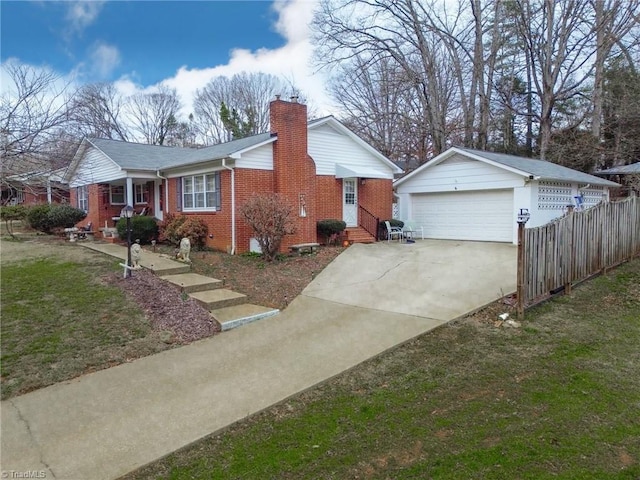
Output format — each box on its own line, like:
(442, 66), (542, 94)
(1, 248), (169, 399)
(124, 258), (640, 480)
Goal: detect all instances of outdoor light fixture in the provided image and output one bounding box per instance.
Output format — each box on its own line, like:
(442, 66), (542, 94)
(121, 205), (135, 278)
(517, 208), (531, 225)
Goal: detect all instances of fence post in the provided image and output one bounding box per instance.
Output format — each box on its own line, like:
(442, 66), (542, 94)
(516, 208), (530, 320)
(565, 205), (574, 295)
(517, 221), (526, 320)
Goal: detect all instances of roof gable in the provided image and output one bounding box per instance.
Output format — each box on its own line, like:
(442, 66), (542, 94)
(395, 147), (619, 188)
(309, 116), (403, 174)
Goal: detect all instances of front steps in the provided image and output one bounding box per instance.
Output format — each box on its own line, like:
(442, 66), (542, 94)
(345, 227), (376, 244)
(161, 272), (279, 331)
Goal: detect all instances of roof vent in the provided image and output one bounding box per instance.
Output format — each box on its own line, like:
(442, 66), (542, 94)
(275, 94), (281, 100)
(290, 95), (298, 103)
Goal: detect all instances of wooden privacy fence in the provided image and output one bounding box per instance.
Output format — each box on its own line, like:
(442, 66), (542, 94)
(523, 196), (640, 306)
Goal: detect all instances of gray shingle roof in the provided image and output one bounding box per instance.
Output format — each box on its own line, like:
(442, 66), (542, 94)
(596, 162), (640, 175)
(457, 147), (619, 187)
(89, 133), (275, 171)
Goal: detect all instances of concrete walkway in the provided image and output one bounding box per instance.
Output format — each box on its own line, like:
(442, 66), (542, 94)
(1, 240), (516, 480)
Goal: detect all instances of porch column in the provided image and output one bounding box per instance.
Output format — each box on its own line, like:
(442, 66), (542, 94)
(47, 178), (52, 204)
(126, 177), (134, 207)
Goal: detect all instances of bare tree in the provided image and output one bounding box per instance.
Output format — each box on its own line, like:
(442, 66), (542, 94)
(1, 61), (71, 163)
(1, 61), (75, 198)
(68, 82), (130, 141)
(193, 72), (306, 145)
(128, 86), (182, 145)
(330, 55), (428, 166)
(590, 0), (639, 143)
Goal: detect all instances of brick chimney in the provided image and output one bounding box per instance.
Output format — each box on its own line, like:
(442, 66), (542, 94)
(270, 98), (317, 248)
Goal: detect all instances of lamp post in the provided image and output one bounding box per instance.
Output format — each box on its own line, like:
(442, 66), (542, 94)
(516, 208), (531, 320)
(121, 205), (135, 278)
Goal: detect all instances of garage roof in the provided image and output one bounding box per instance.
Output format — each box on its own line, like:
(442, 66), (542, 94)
(596, 162), (640, 175)
(395, 147), (619, 188)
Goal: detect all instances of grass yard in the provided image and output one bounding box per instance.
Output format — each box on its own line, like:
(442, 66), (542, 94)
(124, 258), (640, 480)
(0, 240), (175, 399)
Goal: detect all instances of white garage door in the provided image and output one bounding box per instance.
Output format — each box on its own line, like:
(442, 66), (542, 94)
(411, 189), (514, 242)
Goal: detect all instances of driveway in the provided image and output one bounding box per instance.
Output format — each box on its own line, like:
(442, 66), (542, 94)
(305, 239), (517, 320)
(1, 239), (516, 480)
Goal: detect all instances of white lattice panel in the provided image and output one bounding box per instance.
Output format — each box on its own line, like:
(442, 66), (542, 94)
(538, 181), (573, 210)
(580, 186), (605, 207)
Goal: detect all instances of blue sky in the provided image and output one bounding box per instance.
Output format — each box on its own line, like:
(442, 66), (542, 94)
(1, 0), (334, 115)
(2, 1), (284, 84)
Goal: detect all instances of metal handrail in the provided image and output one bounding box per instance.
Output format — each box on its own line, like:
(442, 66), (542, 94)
(358, 205), (379, 241)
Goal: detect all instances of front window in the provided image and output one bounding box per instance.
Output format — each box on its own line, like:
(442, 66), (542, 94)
(110, 185), (125, 205)
(182, 173), (219, 211)
(135, 183), (149, 204)
(77, 186), (88, 211)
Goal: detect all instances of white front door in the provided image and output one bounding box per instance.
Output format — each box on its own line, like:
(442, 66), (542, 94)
(343, 178), (358, 227)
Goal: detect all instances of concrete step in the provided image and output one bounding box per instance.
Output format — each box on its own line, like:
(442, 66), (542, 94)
(210, 304), (280, 331)
(160, 273), (223, 294)
(148, 264), (191, 276)
(189, 288), (247, 310)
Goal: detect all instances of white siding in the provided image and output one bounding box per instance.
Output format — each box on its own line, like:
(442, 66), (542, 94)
(235, 143), (273, 170)
(308, 126), (395, 178)
(69, 147), (123, 187)
(396, 154), (524, 194)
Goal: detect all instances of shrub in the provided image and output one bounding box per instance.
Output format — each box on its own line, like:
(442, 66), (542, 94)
(116, 216), (159, 244)
(159, 213), (187, 245)
(176, 217), (208, 249)
(240, 193), (296, 262)
(317, 219), (346, 245)
(46, 205), (87, 229)
(25, 204), (52, 232)
(0, 205), (28, 237)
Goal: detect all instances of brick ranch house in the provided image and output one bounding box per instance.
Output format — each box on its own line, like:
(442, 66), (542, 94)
(65, 98), (402, 253)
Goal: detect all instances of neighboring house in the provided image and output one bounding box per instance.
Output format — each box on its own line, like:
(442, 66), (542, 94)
(65, 98), (402, 252)
(596, 162), (640, 198)
(394, 147), (619, 244)
(1, 165), (69, 206)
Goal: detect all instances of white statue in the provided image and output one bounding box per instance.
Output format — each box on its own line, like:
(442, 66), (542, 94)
(130, 240), (142, 269)
(177, 237), (191, 263)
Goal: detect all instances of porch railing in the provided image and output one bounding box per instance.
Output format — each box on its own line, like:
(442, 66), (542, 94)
(359, 205), (379, 241)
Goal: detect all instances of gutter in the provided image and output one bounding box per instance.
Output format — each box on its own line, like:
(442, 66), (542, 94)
(222, 158), (236, 255)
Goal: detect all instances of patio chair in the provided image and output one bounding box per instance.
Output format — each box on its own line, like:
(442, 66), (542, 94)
(384, 221), (403, 242)
(402, 221), (424, 240)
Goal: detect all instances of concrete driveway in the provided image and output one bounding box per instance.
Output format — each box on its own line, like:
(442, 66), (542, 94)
(1, 239), (516, 480)
(305, 239), (517, 321)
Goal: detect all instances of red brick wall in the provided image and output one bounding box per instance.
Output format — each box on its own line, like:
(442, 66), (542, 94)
(270, 99), (318, 250)
(358, 179), (394, 221)
(316, 176), (343, 221)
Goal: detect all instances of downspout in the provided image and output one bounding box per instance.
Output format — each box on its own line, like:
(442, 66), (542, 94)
(222, 158), (236, 255)
(156, 170), (169, 217)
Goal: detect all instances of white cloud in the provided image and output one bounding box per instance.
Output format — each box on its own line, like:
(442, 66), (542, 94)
(65, 1), (105, 38)
(88, 42), (121, 79)
(124, 0), (337, 119)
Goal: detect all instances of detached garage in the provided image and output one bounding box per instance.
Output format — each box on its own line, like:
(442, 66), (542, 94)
(394, 147), (619, 244)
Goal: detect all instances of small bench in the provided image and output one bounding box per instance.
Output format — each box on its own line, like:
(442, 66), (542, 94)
(289, 242), (320, 255)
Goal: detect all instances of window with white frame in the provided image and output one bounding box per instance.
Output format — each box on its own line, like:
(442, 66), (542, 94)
(182, 173), (220, 211)
(135, 183), (149, 204)
(77, 186), (88, 211)
(110, 185), (125, 205)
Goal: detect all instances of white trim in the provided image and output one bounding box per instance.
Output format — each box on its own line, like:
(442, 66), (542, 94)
(181, 172), (219, 211)
(110, 185), (126, 205)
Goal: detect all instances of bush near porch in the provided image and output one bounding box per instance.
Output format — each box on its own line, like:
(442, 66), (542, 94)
(116, 216), (159, 244)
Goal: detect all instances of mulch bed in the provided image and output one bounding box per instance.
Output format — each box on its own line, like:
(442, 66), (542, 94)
(111, 269), (220, 343)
